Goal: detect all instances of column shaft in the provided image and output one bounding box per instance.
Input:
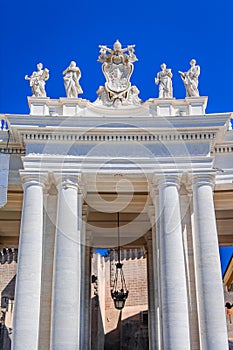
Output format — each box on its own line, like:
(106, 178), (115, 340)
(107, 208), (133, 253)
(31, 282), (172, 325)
(51, 179), (82, 350)
(193, 176), (228, 350)
(80, 206), (89, 350)
(83, 244), (91, 350)
(39, 191), (57, 350)
(146, 230), (158, 350)
(157, 177), (191, 350)
(12, 176), (45, 350)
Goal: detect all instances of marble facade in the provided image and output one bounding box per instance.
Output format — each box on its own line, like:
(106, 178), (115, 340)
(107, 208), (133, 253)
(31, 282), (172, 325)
(0, 92), (233, 349)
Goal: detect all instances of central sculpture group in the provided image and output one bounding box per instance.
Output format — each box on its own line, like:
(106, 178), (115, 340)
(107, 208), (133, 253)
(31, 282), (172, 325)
(25, 40), (201, 106)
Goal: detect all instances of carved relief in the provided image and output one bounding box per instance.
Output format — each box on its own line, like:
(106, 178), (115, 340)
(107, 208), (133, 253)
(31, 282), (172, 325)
(96, 40), (141, 107)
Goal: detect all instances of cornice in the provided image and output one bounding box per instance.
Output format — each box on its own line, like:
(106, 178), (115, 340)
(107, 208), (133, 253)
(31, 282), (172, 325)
(1, 111), (231, 156)
(3, 111), (231, 128)
(3, 111), (229, 146)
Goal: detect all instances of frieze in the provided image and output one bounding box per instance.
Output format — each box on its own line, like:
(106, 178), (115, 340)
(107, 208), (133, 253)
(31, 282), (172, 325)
(0, 147), (25, 154)
(21, 131), (216, 143)
(215, 146), (233, 153)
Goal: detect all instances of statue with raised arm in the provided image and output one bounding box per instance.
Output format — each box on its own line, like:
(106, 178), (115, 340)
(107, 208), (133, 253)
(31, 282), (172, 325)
(179, 59), (200, 97)
(25, 63), (49, 97)
(155, 63), (173, 98)
(63, 61), (83, 98)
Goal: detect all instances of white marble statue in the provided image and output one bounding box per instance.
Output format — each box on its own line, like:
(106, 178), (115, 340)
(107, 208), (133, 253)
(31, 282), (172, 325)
(96, 40), (141, 107)
(179, 59), (200, 97)
(25, 63), (49, 97)
(155, 63), (173, 98)
(63, 61), (83, 98)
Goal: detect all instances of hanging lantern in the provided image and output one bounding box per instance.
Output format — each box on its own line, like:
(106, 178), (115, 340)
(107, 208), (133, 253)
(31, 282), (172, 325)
(111, 212), (129, 310)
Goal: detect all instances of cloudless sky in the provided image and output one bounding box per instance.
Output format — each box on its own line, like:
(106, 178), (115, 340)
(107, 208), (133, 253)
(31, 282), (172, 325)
(0, 0), (233, 272)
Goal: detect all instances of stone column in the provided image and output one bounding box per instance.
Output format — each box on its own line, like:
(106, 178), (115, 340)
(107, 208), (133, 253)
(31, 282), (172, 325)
(39, 187), (57, 350)
(145, 230), (158, 350)
(83, 231), (92, 350)
(157, 175), (191, 350)
(180, 189), (200, 349)
(51, 177), (83, 350)
(80, 205), (91, 350)
(12, 173), (47, 350)
(153, 191), (163, 350)
(192, 175), (228, 350)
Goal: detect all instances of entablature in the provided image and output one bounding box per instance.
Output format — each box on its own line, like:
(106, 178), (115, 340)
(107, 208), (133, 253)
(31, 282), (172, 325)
(21, 154), (215, 175)
(3, 113), (231, 149)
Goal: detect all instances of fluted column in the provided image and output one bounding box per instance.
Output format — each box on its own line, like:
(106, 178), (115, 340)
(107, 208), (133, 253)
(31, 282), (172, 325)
(157, 175), (191, 350)
(51, 176), (83, 350)
(192, 175), (228, 350)
(12, 173), (47, 350)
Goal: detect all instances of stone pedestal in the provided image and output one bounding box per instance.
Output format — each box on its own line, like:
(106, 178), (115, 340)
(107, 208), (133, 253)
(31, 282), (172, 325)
(28, 96), (50, 115)
(59, 98), (85, 116)
(148, 96), (208, 116)
(12, 174), (46, 350)
(186, 96), (208, 115)
(193, 175), (228, 350)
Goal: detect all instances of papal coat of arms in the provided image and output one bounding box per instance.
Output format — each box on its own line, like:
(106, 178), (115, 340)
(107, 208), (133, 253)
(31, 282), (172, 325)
(96, 40), (141, 107)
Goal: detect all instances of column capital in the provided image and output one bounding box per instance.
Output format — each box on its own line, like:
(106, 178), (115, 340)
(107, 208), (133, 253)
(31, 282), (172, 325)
(192, 173), (215, 189)
(54, 173), (87, 197)
(20, 172), (48, 190)
(147, 205), (155, 225)
(156, 174), (181, 189)
(148, 182), (159, 204)
(149, 174), (181, 200)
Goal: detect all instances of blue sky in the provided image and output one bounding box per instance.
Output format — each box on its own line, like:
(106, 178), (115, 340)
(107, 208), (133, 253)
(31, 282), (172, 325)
(0, 0), (233, 272)
(1, 0), (233, 114)
(95, 249), (232, 276)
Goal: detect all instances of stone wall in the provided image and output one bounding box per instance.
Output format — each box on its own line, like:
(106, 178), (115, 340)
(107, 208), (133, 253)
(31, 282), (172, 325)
(92, 249), (149, 350)
(92, 249), (232, 350)
(0, 248), (17, 350)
